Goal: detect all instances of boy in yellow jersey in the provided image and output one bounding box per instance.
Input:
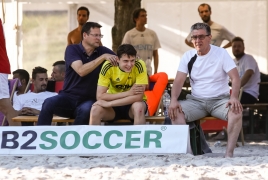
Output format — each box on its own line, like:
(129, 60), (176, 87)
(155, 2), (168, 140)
(89, 44), (148, 125)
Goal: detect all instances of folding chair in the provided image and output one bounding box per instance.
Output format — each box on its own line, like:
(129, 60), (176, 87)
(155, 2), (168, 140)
(24, 79), (31, 93)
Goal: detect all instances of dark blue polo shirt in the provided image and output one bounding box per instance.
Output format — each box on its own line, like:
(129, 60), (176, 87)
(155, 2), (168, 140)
(61, 43), (115, 102)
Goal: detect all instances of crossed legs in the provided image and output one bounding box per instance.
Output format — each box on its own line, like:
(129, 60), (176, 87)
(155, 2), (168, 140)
(89, 101), (146, 125)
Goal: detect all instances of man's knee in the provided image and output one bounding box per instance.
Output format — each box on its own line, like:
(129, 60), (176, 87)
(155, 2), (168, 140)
(42, 97), (57, 110)
(228, 111), (242, 122)
(131, 102), (145, 115)
(89, 105), (105, 125)
(42, 99), (51, 109)
(90, 105), (104, 118)
(172, 110), (186, 125)
(74, 101), (94, 125)
(77, 101), (94, 112)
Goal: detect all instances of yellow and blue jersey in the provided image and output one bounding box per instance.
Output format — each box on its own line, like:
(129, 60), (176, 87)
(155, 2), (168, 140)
(98, 59), (148, 100)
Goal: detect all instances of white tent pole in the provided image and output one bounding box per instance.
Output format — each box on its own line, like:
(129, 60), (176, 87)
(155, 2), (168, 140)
(68, 3), (77, 32)
(16, 0), (19, 69)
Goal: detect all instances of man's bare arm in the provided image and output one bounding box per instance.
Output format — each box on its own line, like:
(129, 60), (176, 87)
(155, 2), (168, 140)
(71, 54), (118, 77)
(222, 41), (232, 49)
(228, 68), (241, 99)
(67, 32), (73, 45)
(97, 84), (145, 101)
(97, 86), (129, 101)
(109, 95), (143, 106)
(153, 50), (159, 74)
(168, 71), (187, 119)
(227, 68), (243, 113)
(107, 85), (146, 107)
(240, 69), (254, 87)
(171, 72), (187, 102)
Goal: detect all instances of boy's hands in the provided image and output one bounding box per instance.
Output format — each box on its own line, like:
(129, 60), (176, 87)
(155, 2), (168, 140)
(20, 107), (40, 116)
(93, 100), (112, 108)
(128, 84), (145, 95)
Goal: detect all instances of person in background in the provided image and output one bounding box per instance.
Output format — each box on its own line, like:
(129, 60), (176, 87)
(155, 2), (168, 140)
(67, 6), (90, 45)
(12, 69), (30, 100)
(185, 3), (235, 48)
(51, 60), (65, 81)
(13, 67), (57, 117)
(122, 8), (161, 75)
(232, 37), (260, 104)
(67, 7), (103, 46)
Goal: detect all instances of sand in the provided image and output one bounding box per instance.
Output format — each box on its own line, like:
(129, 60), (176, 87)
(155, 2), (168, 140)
(0, 141), (268, 180)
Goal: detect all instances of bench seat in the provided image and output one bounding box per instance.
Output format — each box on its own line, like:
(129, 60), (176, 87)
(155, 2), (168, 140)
(12, 116), (165, 125)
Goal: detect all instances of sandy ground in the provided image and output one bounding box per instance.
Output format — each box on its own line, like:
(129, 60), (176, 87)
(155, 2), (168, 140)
(0, 141), (268, 180)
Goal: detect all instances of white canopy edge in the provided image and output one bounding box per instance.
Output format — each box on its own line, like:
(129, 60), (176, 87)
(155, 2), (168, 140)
(9, 0), (113, 3)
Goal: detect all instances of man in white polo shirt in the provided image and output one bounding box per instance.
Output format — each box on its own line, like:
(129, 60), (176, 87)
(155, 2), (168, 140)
(169, 23), (242, 158)
(232, 37), (260, 104)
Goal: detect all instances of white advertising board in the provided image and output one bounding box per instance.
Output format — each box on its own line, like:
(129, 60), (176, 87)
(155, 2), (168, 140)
(0, 125), (190, 155)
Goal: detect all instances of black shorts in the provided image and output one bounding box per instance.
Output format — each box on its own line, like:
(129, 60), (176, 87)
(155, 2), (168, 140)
(112, 101), (148, 121)
(240, 92), (258, 104)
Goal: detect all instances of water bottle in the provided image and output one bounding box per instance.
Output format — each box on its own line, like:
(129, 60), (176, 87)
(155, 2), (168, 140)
(162, 90), (171, 117)
(146, 57), (152, 75)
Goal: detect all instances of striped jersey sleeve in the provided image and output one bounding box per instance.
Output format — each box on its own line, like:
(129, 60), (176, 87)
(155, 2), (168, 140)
(98, 61), (112, 87)
(135, 60), (148, 85)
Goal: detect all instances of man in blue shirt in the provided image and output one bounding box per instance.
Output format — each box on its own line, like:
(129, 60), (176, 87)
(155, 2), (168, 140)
(37, 22), (117, 125)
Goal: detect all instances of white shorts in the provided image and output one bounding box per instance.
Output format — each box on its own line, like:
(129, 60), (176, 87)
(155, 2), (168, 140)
(0, 73), (9, 99)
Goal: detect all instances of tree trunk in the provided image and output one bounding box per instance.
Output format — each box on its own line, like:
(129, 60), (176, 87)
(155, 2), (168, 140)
(112, 0), (141, 52)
